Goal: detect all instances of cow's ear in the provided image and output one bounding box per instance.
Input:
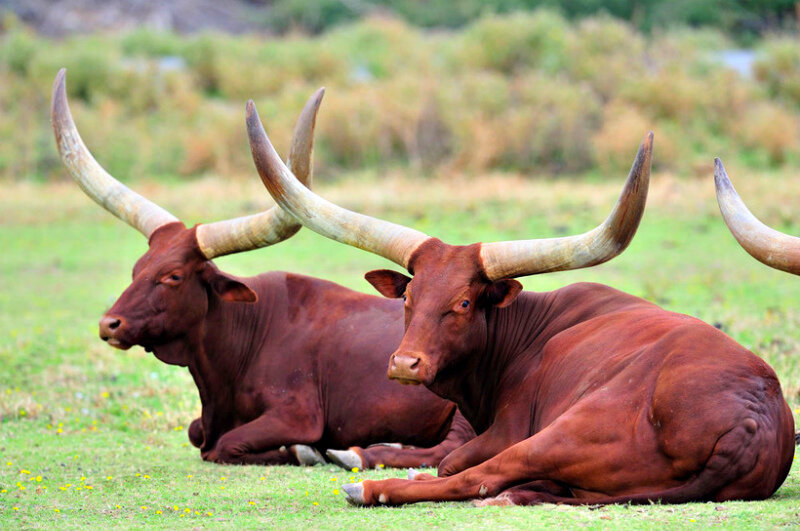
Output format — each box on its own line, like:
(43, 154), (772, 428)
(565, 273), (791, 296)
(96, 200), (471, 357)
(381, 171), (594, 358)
(485, 279), (522, 308)
(202, 268), (258, 303)
(365, 269), (412, 299)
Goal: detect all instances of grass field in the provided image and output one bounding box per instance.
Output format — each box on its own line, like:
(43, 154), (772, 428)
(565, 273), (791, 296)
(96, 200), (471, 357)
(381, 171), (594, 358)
(1, 167), (799, 528)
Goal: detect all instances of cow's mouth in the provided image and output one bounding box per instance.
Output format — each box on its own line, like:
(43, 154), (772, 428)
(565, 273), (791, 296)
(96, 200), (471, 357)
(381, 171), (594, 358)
(105, 337), (133, 350)
(390, 376), (422, 386)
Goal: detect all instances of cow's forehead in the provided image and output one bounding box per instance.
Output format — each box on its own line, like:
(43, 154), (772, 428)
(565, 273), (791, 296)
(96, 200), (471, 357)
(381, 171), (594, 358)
(134, 223), (202, 274)
(408, 240), (484, 295)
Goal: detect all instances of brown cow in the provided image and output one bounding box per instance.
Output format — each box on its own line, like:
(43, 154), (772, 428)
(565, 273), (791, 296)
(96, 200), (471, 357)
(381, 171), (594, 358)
(52, 69), (474, 469)
(248, 105), (795, 506)
(714, 158), (800, 445)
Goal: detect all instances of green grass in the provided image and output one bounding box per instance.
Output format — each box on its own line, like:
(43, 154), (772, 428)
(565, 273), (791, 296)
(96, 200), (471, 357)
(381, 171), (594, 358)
(1, 171), (799, 528)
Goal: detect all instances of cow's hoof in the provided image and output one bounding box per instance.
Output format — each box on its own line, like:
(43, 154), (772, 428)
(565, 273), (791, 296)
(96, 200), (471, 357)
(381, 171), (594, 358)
(341, 482), (366, 506)
(367, 442), (403, 449)
(326, 448), (363, 471)
(291, 444), (325, 466)
(407, 468), (419, 480)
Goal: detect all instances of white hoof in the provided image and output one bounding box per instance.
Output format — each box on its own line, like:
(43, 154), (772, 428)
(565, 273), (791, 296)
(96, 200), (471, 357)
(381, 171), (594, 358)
(367, 442), (403, 449)
(291, 444), (325, 466)
(407, 468), (420, 480)
(326, 448), (363, 470)
(341, 482), (366, 505)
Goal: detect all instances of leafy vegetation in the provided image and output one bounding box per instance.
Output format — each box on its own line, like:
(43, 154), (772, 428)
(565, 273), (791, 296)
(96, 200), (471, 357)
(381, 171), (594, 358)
(2, 11), (800, 183)
(1, 171), (799, 527)
(264, 0), (800, 38)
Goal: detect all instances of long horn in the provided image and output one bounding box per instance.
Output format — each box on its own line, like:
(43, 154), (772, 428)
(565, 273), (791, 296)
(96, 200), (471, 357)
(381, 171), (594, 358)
(479, 132), (653, 280)
(714, 158), (800, 275)
(52, 68), (179, 238)
(247, 100), (431, 269)
(195, 88), (324, 258)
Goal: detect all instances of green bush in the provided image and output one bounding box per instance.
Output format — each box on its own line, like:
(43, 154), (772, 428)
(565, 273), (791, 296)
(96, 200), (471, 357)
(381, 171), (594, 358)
(754, 37), (800, 107)
(4, 11), (800, 182)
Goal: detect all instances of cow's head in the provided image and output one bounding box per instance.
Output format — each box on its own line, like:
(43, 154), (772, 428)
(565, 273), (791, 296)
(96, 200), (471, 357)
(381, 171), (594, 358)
(247, 99), (652, 385)
(715, 158), (800, 275)
(52, 69), (323, 365)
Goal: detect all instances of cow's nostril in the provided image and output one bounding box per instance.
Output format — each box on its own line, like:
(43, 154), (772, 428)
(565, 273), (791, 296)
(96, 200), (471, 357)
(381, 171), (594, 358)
(410, 358), (420, 370)
(109, 319), (121, 330)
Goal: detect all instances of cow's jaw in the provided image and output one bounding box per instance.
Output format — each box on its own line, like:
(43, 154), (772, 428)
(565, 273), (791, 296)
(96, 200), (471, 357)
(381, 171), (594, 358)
(105, 337), (133, 350)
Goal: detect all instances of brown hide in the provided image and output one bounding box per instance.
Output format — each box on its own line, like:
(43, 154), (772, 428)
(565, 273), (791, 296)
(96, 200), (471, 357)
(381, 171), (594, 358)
(98, 223), (474, 466)
(349, 245), (795, 505)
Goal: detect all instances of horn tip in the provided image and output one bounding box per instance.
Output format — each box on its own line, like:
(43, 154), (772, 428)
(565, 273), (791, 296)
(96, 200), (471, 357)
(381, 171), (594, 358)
(307, 87), (326, 114)
(714, 158), (731, 190)
(52, 68), (70, 127)
(53, 68), (67, 102)
(642, 131), (654, 151)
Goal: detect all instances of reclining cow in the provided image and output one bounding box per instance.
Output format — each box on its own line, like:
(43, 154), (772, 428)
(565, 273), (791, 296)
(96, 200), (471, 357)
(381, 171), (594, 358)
(51, 69), (474, 468)
(714, 158), (800, 445)
(249, 104), (795, 506)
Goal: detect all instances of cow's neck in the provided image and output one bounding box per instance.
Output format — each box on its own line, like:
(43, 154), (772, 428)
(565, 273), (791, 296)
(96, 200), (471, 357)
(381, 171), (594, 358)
(187, 279), (278, 446)
(429, 291), (551, 433)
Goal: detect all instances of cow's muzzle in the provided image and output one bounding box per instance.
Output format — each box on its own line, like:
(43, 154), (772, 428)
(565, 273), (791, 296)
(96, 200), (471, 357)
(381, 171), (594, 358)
(387, 352), (430, 385)
(99, 315), (132, 350)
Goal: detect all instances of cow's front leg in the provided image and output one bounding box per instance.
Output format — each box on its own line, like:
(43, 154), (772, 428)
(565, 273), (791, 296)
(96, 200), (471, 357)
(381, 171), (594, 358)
(341, 416), (588, 506)
(329, 410), (476, 470)
(434, 420), (521, 477)
(210, 411), (324, 465)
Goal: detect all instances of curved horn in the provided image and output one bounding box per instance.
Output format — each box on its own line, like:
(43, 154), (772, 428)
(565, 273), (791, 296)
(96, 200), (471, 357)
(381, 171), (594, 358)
(479, 132), (653, 280)
(195, 88), (324, 258)
(247, 100), (431, 269)
(714, 158), (800, 275)
(52, 68), (179, 238)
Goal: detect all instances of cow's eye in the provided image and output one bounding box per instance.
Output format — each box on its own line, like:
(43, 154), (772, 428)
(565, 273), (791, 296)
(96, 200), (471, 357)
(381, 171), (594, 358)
(162, 272), (183, 285)
(402, 294), (407, 302)
(461, 300), (470, 309)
